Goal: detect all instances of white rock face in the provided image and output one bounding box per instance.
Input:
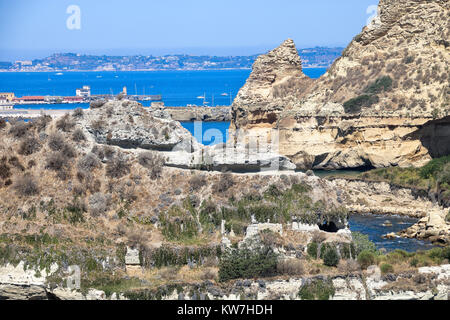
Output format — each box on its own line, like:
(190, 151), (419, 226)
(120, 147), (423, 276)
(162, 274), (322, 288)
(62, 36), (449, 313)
(292, 222), (319, 232)
(125, 247), (141, 266)
(79, 100), (198, 152)
(419, 264), (450, 280)
(245, 223), (283, 239)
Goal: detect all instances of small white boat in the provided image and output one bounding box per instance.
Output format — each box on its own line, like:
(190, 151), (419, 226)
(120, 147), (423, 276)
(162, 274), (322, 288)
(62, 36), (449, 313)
(197, 95), (205, 99)
(55, 72), (63, 75)
(221, 93), (228, 96)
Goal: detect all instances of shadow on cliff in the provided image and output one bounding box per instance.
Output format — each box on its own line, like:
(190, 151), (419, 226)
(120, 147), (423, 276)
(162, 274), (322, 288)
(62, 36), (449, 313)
(405, 116), (450, 158)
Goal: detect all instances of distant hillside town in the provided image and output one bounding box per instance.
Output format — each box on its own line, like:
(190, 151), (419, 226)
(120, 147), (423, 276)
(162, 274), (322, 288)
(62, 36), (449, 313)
(0, 47), (343, 72)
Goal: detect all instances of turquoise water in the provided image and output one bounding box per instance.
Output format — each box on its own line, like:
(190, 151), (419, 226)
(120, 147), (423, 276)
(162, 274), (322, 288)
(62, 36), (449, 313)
(0, 68), (326, 108)
(348, 213), (436, 252)
(180, 121), (230, 146)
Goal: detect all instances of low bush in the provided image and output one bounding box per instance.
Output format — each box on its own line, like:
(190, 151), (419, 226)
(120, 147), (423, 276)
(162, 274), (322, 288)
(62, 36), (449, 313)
(45, 152), (71, 180)
(13, 174), (39, 196)
(337, 260), (360, 274)
(89, 193), (108, 217)
(277, 259), (304, 276)
(138, 152), (165, 179)
(8, 156), (25, 171)
(78, 153), (101, 171)
(106, 154), (130, 179)
(218, 245), (278, 282)
(32, 115), (51, 131)
(363, 76), (393, 94)
(0, 162), (11, 180)
(56, 114), (75, 132)
(72, 108), (84, 118)
(18, 136), (41, 156)
(212, 172), (234, 193)
(48, 132), (66, 151)
(380, 263), (394, 274)
(357, 250), (377, 269)
(343, 95), (379, 113)
(0, 118), (6, 129)
(72, 128), (86, 142)
(189, 174), (206, 191)
(9, 120), (30, 138)
(352, 232), (378, 255)
(298, 279), (335, 300)
(419, 155), (450, 179)
(323, 247), (340, 267)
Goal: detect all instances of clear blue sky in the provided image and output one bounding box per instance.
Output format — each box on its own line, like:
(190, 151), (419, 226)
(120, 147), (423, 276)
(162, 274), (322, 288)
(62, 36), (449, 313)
(0, 0), (379, 60)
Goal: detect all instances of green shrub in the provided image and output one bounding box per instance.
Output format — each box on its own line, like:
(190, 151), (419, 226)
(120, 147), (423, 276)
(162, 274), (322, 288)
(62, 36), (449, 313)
(357, 250), (376, 269)
(363, 76), (393, 94)
(298, 279), (335, 300)
(420, 156), (450, 179)
(323, 247), (340, 267)
(380, 263), (394, 274)
(218, 245), (278, 282)
(352, 232), (377, 255)
(441, 247), (450, 260)
(307, 242), (318, 259)
(343, 95), (377, 113)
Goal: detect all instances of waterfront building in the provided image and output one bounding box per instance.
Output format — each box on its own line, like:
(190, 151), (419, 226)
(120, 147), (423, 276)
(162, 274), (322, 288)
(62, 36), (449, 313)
(76, 86), (91, 97)
(13, 96), (45, 103)
(0, 93), (15, 102)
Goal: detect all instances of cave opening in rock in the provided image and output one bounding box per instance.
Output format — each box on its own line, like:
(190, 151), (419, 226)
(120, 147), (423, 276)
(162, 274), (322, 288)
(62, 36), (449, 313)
(318, 221), (339, 233)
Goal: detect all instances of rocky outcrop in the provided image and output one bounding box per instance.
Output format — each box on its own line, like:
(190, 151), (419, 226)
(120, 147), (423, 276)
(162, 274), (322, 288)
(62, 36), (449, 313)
(78, 100), (198, 152)
(2, 261), (448, 300)
(75, 99), (296, 172)
(230, 0), (450, 170)
(165, 106), (231, 122)
(231, 39), (314, 130)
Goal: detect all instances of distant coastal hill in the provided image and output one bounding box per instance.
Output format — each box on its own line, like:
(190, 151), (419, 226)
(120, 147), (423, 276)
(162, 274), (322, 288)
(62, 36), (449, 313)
(0, 47), (342, 72)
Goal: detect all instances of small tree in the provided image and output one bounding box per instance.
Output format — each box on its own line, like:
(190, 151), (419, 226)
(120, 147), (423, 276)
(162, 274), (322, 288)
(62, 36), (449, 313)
(307, 242), (318, 259)
(323, 247), (340, 267)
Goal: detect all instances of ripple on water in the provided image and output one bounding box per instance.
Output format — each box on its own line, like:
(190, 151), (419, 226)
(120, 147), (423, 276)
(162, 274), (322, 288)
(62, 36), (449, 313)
(348, 213), (437, 252)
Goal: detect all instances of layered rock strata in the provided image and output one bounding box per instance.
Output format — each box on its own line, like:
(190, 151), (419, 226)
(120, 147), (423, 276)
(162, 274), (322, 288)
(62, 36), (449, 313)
(230, 0), (450, 170)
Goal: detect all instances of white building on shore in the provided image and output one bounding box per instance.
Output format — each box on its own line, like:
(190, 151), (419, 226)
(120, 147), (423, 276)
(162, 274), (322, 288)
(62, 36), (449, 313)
(76, 86), (91, 97)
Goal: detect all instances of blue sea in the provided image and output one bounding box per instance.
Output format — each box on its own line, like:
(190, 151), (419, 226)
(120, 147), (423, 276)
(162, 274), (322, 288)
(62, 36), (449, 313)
(1, 69), (327, 145)
(0, 68), (326, 109)
(349, 214), (436, 252)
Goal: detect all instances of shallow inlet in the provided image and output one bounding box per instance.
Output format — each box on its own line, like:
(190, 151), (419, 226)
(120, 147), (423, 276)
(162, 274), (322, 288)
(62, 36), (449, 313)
(348, 213), (437, 252)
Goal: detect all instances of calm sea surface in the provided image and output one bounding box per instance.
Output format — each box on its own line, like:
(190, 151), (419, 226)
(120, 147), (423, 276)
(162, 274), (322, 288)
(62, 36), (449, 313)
(348, 213), (436, 252)
(0, 68), (326, 108)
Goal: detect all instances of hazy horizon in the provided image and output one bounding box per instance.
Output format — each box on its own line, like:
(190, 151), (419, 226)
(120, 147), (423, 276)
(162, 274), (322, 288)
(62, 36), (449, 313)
(0, 0), (379, 61)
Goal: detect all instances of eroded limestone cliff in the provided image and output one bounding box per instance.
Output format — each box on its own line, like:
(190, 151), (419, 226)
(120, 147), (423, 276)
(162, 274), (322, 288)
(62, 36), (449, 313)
(230, 0), (450, 170)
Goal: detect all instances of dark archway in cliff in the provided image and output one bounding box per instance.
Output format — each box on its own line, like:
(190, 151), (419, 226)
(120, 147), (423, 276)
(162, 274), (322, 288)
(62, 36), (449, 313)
(318, 221), (339, 233)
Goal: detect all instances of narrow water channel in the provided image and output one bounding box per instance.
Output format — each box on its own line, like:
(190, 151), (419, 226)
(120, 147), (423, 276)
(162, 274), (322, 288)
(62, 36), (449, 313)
(348, 213), (437, 252)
